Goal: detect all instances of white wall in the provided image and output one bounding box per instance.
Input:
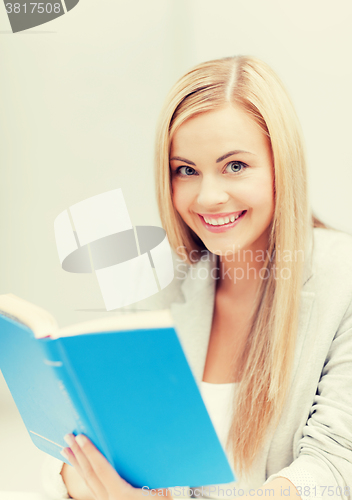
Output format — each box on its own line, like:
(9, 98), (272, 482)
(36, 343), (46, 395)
(0, 0), (351, 493)
(188, 0), (352, 232)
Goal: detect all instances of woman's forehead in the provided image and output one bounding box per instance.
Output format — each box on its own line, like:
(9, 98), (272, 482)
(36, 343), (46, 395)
(170, 105), (270, 159)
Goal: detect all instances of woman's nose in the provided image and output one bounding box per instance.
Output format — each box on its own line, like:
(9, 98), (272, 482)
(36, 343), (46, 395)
(196, 176), (230, 207)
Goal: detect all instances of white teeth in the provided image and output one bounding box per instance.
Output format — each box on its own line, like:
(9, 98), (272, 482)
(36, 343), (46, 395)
(203, 212), (243, 226)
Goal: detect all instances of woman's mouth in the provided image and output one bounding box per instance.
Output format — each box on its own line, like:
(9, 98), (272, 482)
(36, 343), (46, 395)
(198, 210), (247, 233)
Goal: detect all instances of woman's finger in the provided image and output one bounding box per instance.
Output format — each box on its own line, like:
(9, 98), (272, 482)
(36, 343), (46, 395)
(64, 433), (108, 500)
(75, 434), (135, 498)
(60, 446), (84, 476)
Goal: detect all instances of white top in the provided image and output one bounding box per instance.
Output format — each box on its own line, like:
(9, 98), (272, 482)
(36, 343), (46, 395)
(200, 381), (237, 452)
(193, 381), (238, 499)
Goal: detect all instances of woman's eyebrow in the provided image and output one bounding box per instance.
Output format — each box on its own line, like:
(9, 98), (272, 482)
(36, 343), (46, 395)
(216, 150), (256, 163)
(169, 156), (196, 166)
(170, 150), (256, 166)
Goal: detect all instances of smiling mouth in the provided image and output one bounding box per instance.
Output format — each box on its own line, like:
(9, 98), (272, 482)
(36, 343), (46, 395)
(199, 210), (247, 226)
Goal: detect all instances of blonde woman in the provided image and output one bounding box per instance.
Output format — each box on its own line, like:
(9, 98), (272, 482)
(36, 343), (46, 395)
(43, 56), (352, 500)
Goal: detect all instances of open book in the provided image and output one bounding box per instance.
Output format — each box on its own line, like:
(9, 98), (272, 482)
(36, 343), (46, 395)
(0, 294), (235, 489)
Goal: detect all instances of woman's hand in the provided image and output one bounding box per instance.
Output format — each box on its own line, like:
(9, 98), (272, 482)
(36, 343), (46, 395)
(61, 462), (96, 500)
(61, 433), (172, 500)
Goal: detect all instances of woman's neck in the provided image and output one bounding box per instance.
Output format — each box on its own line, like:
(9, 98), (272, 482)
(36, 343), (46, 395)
(215, 231), (270, 300)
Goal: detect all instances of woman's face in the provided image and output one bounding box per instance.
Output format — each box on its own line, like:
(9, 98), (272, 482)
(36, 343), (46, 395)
(170, 103), (275, 257)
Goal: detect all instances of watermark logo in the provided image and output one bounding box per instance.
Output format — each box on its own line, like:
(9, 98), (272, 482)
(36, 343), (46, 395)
(3, 0), (80, 33)
(174, 246), (305, 284)
(54, 188), (174, 311)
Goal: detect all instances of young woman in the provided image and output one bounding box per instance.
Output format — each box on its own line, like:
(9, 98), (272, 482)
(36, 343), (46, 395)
(43, 56), (352, 499)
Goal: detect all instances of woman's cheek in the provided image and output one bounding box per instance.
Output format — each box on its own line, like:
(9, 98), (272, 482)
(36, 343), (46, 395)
(172, 183), (193, 216)
(241, 179), (274, 213)
(171, 186), (182, 215)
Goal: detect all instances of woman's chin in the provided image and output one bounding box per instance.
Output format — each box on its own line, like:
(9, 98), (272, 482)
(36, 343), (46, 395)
(203, 243), (241, 257)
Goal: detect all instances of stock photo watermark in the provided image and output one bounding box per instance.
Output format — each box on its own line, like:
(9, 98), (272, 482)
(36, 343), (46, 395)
(54, 188), (175, 311)
(142, 486), (276, 497)
(142, 485), (352, 497)
(174, 246), (305, 283)
(176, 246), (305, 264)
(3, 0), (80, 33)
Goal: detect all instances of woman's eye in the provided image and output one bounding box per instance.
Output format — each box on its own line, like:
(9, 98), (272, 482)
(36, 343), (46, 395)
(173, 161), (247, 177)
(176, 166), (196, 176)
(225, 161), (247, 174)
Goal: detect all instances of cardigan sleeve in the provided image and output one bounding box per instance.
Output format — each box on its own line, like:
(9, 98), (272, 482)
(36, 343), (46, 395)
(264, 307), (352, 499)
(41, 455), (70, 499)
(263, 469), (323, 499)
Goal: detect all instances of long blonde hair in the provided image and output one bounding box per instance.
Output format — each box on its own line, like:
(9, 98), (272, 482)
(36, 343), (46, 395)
(155, 55), (328, 478)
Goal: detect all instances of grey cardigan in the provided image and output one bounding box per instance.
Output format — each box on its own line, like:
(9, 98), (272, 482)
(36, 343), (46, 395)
(42, 227), (352, 499)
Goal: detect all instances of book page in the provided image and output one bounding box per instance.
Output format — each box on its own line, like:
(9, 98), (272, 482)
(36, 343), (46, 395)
(0, 294), (59, 339)
(56, 308), (174, 338)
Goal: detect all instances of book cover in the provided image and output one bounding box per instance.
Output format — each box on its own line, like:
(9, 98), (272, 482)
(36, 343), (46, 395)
(0, 308), (235, 489)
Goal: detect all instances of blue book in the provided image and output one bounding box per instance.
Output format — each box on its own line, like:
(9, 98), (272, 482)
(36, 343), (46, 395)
(0, 294), (235, 489)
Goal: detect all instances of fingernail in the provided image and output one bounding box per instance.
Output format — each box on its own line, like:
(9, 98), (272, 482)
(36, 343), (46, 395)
(76, 434), (87, 447)
(64, 434), (75, 446)
(60, 448), (69, 459)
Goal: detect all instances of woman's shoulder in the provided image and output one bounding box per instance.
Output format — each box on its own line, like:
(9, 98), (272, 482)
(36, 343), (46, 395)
(128, 248), (193, 311)
(312, 227), (352, 266)
(160, 248), (215, 305)
(310, 227), (352, 291)
(313, 226), (352, 249)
